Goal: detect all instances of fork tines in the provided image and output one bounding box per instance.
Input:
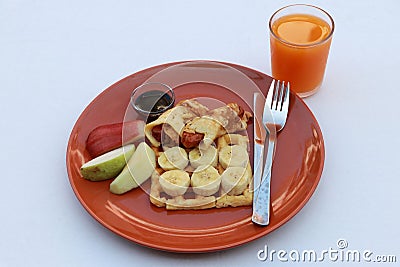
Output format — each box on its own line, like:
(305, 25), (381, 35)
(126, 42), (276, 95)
(267, 80), (290, 112)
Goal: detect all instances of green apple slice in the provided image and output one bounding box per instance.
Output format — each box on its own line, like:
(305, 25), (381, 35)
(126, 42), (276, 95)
(110, 142), (156, 194)
(80, 144), (135, 181)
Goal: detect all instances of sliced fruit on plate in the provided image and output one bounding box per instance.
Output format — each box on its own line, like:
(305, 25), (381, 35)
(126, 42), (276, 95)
(191, 165), (221, 196)
(86, 120), (145, 158)
(158, 146), (189, 171)
(189, 146), (218, 169)
(218, 144), (249, 169)
(159, 170), (191, 197)
(110, 142), (156, 194)
(80, 144), (136, 181)
(220, 165), (251, 196)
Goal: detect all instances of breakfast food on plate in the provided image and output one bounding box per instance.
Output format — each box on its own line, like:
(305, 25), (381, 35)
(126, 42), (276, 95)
(188, 146), (218, 169)
(145, 99), (252, 150)
(158, 170), (191, 196)
(150, 169), (217, 210)
(148, 98), (253, 210)
(80, 144), (135, 181)
(79, 97), (254, 209)
(145, 99), (209, 148)
(109, 142), (156, 194)
(86, 120), (145, 157)
(181, 103), (252, 148)
(191, 166), (221, 196)
(157, 146), (189, 170)
(218, 145), (249, 169)
(220, 165), (252, 196)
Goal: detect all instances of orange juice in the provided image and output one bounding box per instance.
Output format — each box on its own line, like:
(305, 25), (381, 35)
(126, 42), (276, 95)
(269, 5), (334, 97)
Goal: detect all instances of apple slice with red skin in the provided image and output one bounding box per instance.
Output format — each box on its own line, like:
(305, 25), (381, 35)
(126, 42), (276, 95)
(86, 120), (145, 158)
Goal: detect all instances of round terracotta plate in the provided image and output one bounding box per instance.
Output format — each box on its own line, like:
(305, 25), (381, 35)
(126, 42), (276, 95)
(66, 61), (325, 252)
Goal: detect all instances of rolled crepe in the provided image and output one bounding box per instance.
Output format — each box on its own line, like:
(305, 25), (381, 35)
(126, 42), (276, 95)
(182, 103), (252, 147)
(145, 99), (209, 147)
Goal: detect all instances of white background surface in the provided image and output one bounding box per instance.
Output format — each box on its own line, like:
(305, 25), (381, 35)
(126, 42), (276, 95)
(1, 0), (399, 266)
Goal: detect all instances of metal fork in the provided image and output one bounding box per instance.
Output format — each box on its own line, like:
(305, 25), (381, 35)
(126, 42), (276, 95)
(252, 79), (290, 226)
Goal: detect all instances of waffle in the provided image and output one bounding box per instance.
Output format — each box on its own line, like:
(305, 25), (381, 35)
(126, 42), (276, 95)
(149, 134), (253, 210)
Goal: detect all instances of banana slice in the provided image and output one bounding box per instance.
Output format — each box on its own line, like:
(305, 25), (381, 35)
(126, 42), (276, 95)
(218, 145), (249, 169)
(191, 166), (221, 196)
(159, 170), (190, 196)
(220, 166), (250, 196)
(158, 146), (189, 171)
(189, 146), (218, 170)
(217, 134), (249, 150)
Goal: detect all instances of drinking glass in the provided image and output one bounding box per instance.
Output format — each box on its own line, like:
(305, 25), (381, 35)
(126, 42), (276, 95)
(269, 4), (334, 97)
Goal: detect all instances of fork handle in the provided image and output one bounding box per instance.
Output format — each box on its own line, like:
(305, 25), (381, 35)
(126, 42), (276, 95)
(252, 133), (276, 226)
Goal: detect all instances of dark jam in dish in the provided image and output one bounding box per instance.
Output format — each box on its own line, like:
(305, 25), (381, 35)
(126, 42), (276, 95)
(134, 90), (173, 115)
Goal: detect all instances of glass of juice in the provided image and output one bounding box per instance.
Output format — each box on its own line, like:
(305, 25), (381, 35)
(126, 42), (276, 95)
(269, 4), (334, 97)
